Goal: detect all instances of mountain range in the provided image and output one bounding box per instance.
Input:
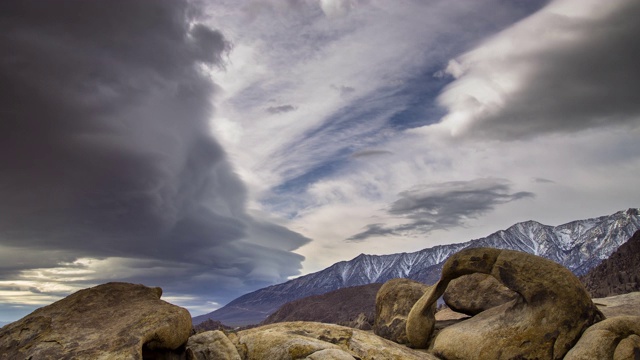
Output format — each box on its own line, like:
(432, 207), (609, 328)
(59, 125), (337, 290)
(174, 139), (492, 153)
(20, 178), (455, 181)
(193, 208), (640, 326)
(580, 229), (640, 298)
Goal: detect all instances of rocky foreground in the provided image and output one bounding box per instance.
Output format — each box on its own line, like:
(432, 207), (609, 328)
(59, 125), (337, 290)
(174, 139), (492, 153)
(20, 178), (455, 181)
(1, 248), (640, 359)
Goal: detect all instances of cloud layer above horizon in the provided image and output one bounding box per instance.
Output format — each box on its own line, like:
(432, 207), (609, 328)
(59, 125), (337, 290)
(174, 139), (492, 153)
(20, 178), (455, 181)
(1, 0), (640, 321)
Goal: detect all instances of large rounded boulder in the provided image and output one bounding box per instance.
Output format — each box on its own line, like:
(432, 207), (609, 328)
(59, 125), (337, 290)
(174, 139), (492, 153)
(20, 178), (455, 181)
(443, 272), (518, 315)
(374, 278), (430, 344)
(186, 330), (241, 360)
(406, 247), (603, 359)
(564, 316), (640, 359)
(0, 282), (192, 359)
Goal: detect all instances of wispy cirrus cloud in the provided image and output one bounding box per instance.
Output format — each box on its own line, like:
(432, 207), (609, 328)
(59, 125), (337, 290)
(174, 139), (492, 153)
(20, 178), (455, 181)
(205, 0), (548, 200)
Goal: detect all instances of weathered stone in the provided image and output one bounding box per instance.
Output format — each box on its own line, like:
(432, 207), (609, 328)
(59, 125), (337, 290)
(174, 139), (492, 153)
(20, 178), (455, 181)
(231, 321), (439, 360)
(374, 278), (429, 344)
(186, 330), (241, 360)
(564, 316), (640, 359)
(344, 312), (372, 331)
(593, 291), (640, 318)
(443, 272), (518, 315)
(305, 348), (355, 360)
(0, 282), (192, 360)
(434, 308), (469, 321)
(406, 248), (603, 359)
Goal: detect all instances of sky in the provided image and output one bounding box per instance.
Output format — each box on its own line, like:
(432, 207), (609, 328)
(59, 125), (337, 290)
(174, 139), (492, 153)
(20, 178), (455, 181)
(1, 0), (639, 322)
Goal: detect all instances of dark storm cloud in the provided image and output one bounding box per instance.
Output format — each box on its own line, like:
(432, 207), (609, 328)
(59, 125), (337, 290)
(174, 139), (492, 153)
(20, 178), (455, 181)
(0, 0), (308, 307)
(347, 178), (534, 241)
(266, 105), (298, 114)
(457, 0), (640, 139)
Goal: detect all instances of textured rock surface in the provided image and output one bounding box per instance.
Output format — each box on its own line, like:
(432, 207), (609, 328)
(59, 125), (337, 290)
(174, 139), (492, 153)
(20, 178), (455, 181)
(443, 273), (518, 315)
(187, 330), (241, 360)
(564, 316), (640, 359)
(593, 291), (640, 318)
(406, 248), (603, 359)
(340, 312), (372, 331)
(374, 278), (429, 344)
(305, 348), (355, 359)
(194, 319), (233, 333)
(230, 321), (438, 360)
(434, 308), (470, 321)
(0, 282), (192, 360)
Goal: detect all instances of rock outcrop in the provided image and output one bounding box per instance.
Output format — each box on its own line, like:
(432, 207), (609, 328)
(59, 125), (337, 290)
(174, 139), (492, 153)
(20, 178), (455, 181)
(374, 278), (429, 344)
(406, 248), (603, 359)
(564, 316), (640, 359)
(0, 282), (192, 359)
(186, 330), (241, 360)
(443, 272), (518, 315)
(340, 312), (372, 330)
(229, 321), (438, 360)
(593, 291), (640, 318)
(194, 318), (233, 333)
(4, 248), (639, 359)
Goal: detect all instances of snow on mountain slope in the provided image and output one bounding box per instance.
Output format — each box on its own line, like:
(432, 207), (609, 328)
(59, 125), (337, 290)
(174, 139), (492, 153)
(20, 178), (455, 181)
(193, 208), (640, 326)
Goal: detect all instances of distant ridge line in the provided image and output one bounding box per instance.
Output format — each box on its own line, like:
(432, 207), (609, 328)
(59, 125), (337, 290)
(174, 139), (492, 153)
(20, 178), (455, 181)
(193, 208), (640, 326)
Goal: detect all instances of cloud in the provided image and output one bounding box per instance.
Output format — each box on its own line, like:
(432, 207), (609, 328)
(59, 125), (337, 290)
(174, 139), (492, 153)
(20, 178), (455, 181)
(435, 0), (640, 139)
(0, 0), (309, 318)
(348, 178), (534, 241)
(319, 0), (363, 18)
(331, 84), (356, 96)
(532, 177), (555, 184)
(267, 105), (298, 114)
(350, 149), (393, 159)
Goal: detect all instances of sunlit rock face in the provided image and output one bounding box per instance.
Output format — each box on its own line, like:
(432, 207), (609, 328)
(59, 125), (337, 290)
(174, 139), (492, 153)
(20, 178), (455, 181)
(443, 272), (518, 315)
(228, 321), (439, 360)
(406, 248), (604, 359)
(186, 330), (241, 360)
(564, 316), (640, 360)
(0, 282), (192, 359)
(374, 278), (430, 344)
